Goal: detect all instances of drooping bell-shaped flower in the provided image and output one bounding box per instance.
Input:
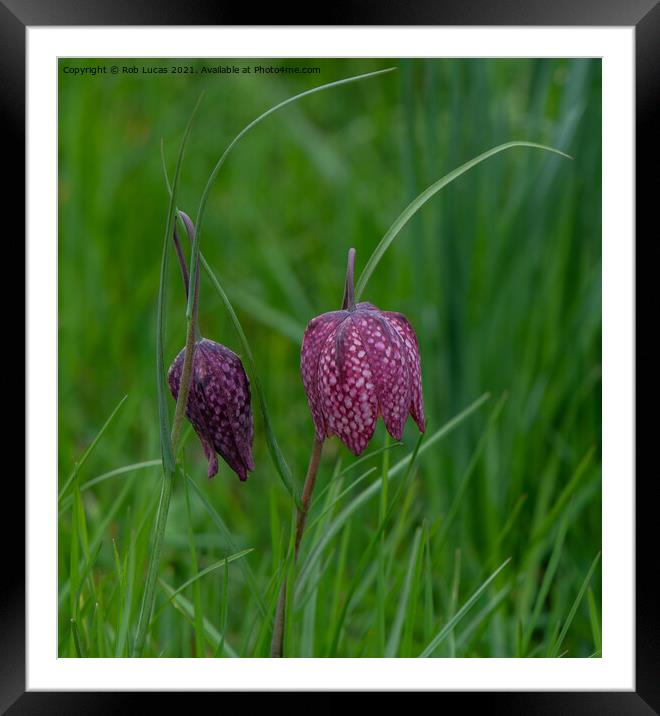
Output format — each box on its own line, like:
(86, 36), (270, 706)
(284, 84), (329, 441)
(167, 210), (254, 481)
(168, 338), (255, 481)
(301, 248), (425, 456)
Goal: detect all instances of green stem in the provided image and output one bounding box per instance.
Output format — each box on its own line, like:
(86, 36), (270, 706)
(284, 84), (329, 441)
(133, 310), (197, 657)
(341, 248), (356, 310)
(171, 216), (201, 450)
(271, 437), (324, 657)
(131, 96), (203, 658)
(170, 319), (198, 450)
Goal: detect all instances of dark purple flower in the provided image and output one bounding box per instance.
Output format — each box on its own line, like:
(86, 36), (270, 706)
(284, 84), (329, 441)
(168, 338), (255, 481)
(300, 249), (425, 456)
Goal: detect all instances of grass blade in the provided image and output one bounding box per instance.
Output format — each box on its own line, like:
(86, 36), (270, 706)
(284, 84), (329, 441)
(385, 526), (423, 657)
(58, 394), (128, 501)
(419, 558), (511, 657)
(296, 393), (490, 592)
(164, 549), (255, 605)
(455, 586), (511, 653)
(59, 475), (136, 608)
(548, 551), (601, 657)
(435, 393), (508, 549)
(304, 467), (378, 535)
(150, 548), (254, 630)
(530, 447), (596, 545)
(115, 532), (136, 657)
(185, 473), (267, 617)
(227, 285), (304, 343)
(587, 587), (602, 654)
(70, 619), (84, 658)
(327, 438), (424, 656)
(186, 68), (397, 318)
(156, 96), (203, 474)
(355, 141), (572, 300)
(59, 459), (161, 515)
(447, 549), (462, 657)
(215, 558), (230, 657)
(159, 580), (238, 657)
(197, 256), (301, 507)
(521, 510), (570, 655)
(308, 442), (402, 513)
(183, 469), (204, 657)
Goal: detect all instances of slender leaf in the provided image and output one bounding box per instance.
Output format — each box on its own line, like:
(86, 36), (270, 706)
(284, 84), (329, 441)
(549, 552), (601, 657)
(159, 580), (238, 657)
(165, 549), (255, 605)
(297, 393), (490, 591)
(419, 558), (511, 657)
(186, 68), (397, 318)
(385, 527), (422, 657)
(58, 395), (128, 501)
(185, 473), (267, 617)
(522, 510), (570, 655)
(355, 141), (572, 299)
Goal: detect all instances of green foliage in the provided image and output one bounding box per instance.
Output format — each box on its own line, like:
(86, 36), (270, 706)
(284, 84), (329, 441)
(58, 58), (601, 657)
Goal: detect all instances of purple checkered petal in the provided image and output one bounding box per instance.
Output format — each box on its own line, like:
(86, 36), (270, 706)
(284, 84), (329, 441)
(198, 430), (219, 479)
(301, 307), (424, 454)
(168, 338), (254, 481)
(349, 310), (411, 441)
(383, 311), (426, 433)
(300, 310), (347, 440)
(318, 319), (379, 455)
(300, 249), (425, 456)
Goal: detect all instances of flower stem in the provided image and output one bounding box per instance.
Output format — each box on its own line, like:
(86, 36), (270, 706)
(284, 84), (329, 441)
(132, 303), (197, 657)
(270, 437), (323, 657)
(133, 220), (200, 658)
(133, 99), (202, 658)
(172, 225), (189, 298)
(170, 216), (201, 449)
(341, 248), (356, 311)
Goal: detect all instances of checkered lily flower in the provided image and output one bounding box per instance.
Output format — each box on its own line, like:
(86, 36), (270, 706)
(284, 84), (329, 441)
(168, 338), (255, 481)
(301, 248), (425, 455)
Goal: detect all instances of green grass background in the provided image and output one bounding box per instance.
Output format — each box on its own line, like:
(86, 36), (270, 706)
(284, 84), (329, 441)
(58, 58), (602, 658)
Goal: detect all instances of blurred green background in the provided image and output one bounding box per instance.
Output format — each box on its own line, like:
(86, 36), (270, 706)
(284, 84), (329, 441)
(58, 58), (602, 658)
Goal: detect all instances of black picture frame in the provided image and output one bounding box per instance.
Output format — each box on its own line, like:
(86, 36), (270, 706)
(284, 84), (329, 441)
(6, 0), (656, 711)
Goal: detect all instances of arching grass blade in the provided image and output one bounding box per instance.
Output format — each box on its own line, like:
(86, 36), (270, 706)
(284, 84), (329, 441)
(355, 141), (572, 300)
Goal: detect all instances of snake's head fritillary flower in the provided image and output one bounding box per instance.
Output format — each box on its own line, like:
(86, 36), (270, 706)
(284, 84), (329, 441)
(300, 248), (425, 456)
(168, 338), (255, 481)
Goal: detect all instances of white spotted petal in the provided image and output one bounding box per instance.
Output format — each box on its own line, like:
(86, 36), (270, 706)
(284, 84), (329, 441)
(300, 301), (425, 456)
(300, 311), (346, 440)
(383, 311), (426, 433)
(318, 321), (380, 455)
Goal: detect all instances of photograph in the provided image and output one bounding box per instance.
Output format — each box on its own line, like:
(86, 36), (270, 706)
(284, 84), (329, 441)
(57, 57), (602, 659)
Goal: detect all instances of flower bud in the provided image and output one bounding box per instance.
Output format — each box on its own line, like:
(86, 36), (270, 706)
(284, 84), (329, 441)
(168, 338), (255, 481)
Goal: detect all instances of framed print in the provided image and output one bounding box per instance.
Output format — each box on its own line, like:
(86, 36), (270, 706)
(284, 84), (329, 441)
(6, 0), (657, 710)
